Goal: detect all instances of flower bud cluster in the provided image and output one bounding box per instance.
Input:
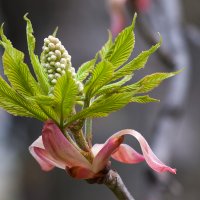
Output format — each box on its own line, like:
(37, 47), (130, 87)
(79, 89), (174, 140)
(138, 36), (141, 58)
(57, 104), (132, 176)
(41, 35), (83, 92)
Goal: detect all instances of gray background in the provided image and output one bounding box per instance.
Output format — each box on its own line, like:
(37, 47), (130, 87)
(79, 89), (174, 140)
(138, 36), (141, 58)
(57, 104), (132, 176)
(0, 0), (200, 199)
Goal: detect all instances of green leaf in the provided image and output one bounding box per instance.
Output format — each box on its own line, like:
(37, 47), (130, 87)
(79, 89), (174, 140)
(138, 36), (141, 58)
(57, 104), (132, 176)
(96, 75), (132, 96)
(36, 104), (59, 123)
(29, 95), (56, 106)
(120, 71), (179, 94)
(76, 56), (97, 82)
(0, 31), (41, 97)
(105, 14), (137, 69)
(66, 92), (133, 124)
(24, 14), (50, 94)
(130, 95), (159, 103)
(99, 30), (113, 59)
(113, 41), (160, 80)
(0, 76), (48, 120)
(54, 72), (78, 120)
(0, 24), (12, 45)
(84, 60), (114, 98)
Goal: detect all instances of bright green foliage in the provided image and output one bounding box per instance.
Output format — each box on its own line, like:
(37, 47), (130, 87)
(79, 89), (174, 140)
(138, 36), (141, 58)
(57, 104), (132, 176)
(112, 42), (161, 81)
(99, 30), (113, 59)
(24, 14), (50, 94)
(105, 14), (136, 69)
(84, 60), (114, 98)
(120, 72), (178, 94)
(130, 95), (159, 103)
(30, 95), (56, 106)
(76, 57), (97, 82)
(67, 92), (134, 124)
(0, 15), (179, 131)
(0, 29), (41, 97)
(0, 76), (48, 120)
(54, 71), (78, 120)
(96, 75), (132, 96)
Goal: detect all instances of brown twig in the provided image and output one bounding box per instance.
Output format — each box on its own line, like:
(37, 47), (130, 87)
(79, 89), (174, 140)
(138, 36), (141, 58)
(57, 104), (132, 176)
(104, 170), (135, 200)
(88, 169), (135, 200)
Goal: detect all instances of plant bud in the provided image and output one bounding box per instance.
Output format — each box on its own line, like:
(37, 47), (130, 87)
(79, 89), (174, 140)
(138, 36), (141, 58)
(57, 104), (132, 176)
(48, 43), (55, 50)
(41, 35), (82, 89)
(56, 68), (62, 72)
(55, 62), (61, 68)
(51, 79), (57, 85)
(55, 73), (61, 78)
(60, 64), (66, 69)
(55, 50), (61, 58)
(48, 74), (54, 80)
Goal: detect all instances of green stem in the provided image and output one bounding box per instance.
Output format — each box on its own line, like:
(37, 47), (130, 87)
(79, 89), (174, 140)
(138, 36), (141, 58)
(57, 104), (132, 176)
(85, 117), (92, 147)
(72, 128), (93, 163)
(84, 97), (93, 147)
(62, 129), (85, 154)
(72, 129), (90, 151)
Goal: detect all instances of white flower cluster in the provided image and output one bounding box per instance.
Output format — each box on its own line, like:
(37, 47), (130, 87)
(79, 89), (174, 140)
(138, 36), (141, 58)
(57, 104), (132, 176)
(41, 35), (83, 91)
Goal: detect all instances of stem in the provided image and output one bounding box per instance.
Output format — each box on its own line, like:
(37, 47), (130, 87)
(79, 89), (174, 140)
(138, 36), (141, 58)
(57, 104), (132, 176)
(84, 98), (93, 147)
(85, 117), (92, 147)
(87, 169), (135, 200)
(73, 129), (90, 151)
(104, 170), (135, 200)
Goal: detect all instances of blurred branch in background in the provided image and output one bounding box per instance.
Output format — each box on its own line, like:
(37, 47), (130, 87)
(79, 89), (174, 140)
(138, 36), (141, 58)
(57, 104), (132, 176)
(107, 0), (191, 199)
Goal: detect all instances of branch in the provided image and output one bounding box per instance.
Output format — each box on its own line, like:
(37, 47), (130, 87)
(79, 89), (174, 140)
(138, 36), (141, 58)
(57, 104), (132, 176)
(104, 170), (135, 200)
(88, 169), (135, 200)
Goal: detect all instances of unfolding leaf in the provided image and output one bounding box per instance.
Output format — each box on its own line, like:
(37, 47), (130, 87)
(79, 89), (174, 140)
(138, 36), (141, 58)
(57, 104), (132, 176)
(99, 30), (113, 59)
(105, 15), (136, 69)
(0, 27), (41, 97)
(120, 71), (179, 94)
(84, 60), (114, 98)
(96, 75), (132, 96)
(76, 57), (97, 82)
(54, 72), (78, 120)
(37, 104), (59, 123)
(113, 41), (160, 81)
(130, 95), (159, 103)
(30, 95), (56, 106)
(67, 92), (133, 125)
(0, 76), (48, 120)
(24, 14), (49, 94)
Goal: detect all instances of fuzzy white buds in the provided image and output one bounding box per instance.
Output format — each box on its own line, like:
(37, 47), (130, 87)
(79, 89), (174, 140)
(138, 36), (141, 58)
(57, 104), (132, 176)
(41, 35), (83, 92)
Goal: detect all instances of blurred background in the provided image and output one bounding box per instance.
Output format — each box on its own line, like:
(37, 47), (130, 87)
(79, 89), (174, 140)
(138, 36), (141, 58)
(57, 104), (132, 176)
(0, 0), (200, 199)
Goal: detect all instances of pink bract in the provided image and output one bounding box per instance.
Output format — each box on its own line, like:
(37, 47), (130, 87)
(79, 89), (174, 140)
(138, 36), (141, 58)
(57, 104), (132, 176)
(29, 121), (176, 179)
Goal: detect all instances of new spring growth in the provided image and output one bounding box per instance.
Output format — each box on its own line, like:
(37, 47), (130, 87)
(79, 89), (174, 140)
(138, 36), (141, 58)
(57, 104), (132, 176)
(0, 14), (179, 183)
(41, 35), (83, 91)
